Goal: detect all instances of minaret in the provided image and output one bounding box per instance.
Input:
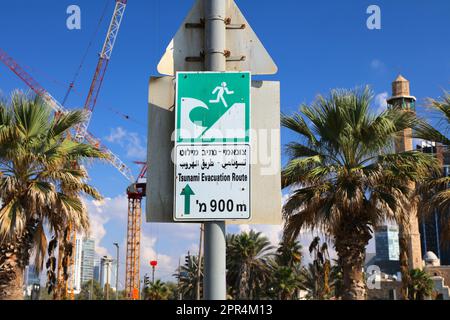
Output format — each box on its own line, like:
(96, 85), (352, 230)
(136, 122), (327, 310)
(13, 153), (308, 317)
(387, 75), (422, 270)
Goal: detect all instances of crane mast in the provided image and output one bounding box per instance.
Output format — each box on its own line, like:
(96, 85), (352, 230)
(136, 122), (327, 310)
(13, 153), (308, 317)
(125, 162), (147, 300)
(75, 0), (128, 142)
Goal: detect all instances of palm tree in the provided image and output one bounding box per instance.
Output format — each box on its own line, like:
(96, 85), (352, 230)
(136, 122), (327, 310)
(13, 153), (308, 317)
(0, 92), (106, 300)
(415, 92), (450, 146)
(175, 254), (202, 300)
(415, 92), (450, 242)
(226, 230), (274, 299)
(275, 239), (302, 268)
(300, 263), (330, 300)
(268, 240), (303, 300)
(331, 261), (344, 299)
(408, 269), (434, 300)
(282, 87), (440, 300)
(145, 280), (170, 300)
(297, 237), (335, 300)
(309, 237), (332, 297)
(269, 265), (302, 300)
(165, 282), (179, 300)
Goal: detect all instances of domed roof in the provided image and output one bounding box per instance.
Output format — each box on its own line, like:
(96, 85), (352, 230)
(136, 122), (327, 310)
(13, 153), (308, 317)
(424, 251), (439, 261)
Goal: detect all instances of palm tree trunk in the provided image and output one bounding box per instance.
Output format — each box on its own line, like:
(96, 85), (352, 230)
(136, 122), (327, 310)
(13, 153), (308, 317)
(238, 265), (249, 299)
(335, 221), (372, 300)
(0, 247), (25, 300)
(398, 228), (410, 300)
(0, 220), (38, 300)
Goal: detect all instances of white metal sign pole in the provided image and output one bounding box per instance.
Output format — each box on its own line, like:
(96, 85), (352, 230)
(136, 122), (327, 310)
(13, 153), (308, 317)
(203, 0), (227, 300)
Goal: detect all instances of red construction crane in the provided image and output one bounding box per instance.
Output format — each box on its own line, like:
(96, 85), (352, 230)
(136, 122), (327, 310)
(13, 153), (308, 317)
(125, 162), (147, 300)
(0, 48), (134, 182)
(75, 0), (128, 143)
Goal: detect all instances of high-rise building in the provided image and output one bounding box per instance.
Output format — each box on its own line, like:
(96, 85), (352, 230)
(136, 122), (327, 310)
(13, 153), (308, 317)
(73, 238), (83, 293)
(100, 256), (116, 291)
(417, 142), (450, 265)
(372, 225), (401, 275)
(72, 237), (96, 294)
(375, 225), (400, 261)
(387, 75), (423, 270)
(93, 260), (101, 283)
(23, 265), (41, 298)
(24, 265), (40, 286)
(80, 239), (95, 286)
(110, 261), (117, 291)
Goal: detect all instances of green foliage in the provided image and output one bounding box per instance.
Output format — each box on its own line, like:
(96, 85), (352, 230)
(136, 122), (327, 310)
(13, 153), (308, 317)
(267, 240), (303, 300)
(408, 269), (434, 300)
(0, 91), (106, 270)
(143, 280), (170, 300)
(0, 91), (107, 299)
(77, 280), (106, 300)
(281, 87), (440, 299)
(175, 232), (346, 300)
(268, 265), (302, 300)
(165, 282), (179, 300)
(37, 287), (54, 301)
(175, 254), (202, 300)
(226, 230), (274, 300)
(415, 92), (450, 243)
(276, 239), (302, 267)
(301, 237), (333, 299)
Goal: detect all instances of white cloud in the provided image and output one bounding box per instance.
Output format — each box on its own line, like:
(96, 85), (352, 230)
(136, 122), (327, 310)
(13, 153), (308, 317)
(370, 59), (386, 72)
(140, 232), (175, 279)
(175, 223), (202, 240)
(85, 200), (109, 256)
(84, 195), (129, 257)
(374, 92), (389, 113)
(238, 224), (252, 234)
(235, 224), (283, 246)
(106, 126), (146, 159)
(260, 225), (283, 245)
(106, 127), (127, 143)
(90, 195), (128, 221)
(84, 194), (200, 283)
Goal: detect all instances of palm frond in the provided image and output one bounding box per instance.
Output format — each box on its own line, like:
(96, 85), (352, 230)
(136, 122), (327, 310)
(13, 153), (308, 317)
(49, 110), (86, 139)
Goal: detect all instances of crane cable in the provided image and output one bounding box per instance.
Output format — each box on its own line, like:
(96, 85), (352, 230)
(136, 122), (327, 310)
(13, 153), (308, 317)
(18, 64), (144, 128)
(62, 0), (111, 106)
(107, 107), (146, 128)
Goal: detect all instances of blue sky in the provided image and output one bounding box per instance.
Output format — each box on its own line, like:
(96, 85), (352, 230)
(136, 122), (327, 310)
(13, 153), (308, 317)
(1, 0), (449, 285)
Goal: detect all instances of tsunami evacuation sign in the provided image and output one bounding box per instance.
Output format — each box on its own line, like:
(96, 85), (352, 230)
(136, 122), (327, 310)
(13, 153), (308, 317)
(174, 72), (251, 221)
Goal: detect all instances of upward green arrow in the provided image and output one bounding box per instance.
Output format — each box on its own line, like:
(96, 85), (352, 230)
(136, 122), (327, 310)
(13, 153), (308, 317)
(180, 184), (195, 215)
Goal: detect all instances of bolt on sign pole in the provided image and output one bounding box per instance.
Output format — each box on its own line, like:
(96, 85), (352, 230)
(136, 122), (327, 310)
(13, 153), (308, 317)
(203, 0), (227, 300)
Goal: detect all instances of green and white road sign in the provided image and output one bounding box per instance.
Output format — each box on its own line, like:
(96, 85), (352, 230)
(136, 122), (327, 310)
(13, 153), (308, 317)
(176, 72), (251, 144)
(174, 72), (251, 221)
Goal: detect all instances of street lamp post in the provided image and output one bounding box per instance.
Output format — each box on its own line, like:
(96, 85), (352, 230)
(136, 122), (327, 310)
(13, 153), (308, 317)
(113, 243), (120, 300)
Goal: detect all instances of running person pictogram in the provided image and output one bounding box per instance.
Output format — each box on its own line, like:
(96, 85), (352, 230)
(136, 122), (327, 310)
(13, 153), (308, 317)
(209, 82), (234, 108)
